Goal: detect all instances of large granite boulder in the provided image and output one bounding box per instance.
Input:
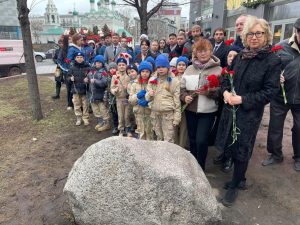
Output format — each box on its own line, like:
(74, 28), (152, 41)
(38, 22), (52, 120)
(64, 137), (221, 225)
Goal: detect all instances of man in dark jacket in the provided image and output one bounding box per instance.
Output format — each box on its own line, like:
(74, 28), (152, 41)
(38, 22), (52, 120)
(182, 25), (202, 61)
(211, 28), (230, 68)
(230, 14), (247, 53)
(263, 18), (300, 171)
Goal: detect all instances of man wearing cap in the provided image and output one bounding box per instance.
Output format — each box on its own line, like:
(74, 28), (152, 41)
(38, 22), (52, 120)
(104, 33), (127, 65)
(263, 18), (300, 171)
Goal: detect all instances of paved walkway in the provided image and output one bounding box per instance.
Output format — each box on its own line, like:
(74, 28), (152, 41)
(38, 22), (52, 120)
(35, 59), (56, 75)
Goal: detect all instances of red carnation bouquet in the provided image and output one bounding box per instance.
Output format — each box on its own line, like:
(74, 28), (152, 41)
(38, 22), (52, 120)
(222, 67), (240, 145)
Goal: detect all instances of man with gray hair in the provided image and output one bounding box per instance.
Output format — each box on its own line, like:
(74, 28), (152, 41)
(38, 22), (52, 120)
(263, 18), (300, 171)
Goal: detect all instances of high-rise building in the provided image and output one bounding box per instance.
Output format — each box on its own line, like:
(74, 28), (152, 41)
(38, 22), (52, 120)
(0, 0), (21, 39)
(157, 1), (182, 31)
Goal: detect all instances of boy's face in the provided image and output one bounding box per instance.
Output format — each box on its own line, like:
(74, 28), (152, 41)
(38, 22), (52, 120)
(177, 35), (186, 46)
(75, 56), (84, 63)
(176, 62), (187, 74)
(169, 35), (177, 46)
(157, 67), (169, 76)
(140, 70), (150, 79)
(128, 69), (138, 79)
(95, 62), (103, 69)
(109, 68), (116, 75)
(117, 62), (127, 72)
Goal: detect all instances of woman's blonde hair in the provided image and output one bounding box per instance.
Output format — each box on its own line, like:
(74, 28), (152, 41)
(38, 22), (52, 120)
(241, 16), (273, 48)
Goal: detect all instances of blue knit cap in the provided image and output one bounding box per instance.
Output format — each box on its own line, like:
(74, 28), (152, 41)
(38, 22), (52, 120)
(176, 56), (189, 66)
(138, 61), (153, 74)
(146, 56), (155, 65)
(155, 54), (170, 68)
(74, 51), (84, 58)
(127, 64), (138, 73)
(94, 55), (105, 65)
(116, 57), (127, 65)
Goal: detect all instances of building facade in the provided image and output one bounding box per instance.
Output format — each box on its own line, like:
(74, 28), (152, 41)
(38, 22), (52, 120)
(157, 2), (182, 31)
(30, 0), (130, 44)
(189, 0), (300, 44)
(0, 0), (21, 39)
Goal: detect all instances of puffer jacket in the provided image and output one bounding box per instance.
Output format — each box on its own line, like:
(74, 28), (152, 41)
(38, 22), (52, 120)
(87, 68), (108, 102)
(180, 55), (222, 113)
(110, 71), (131, 99)
(275, 35), (300, 104)
(145, 72), (181, 125)
(129, 79), (151, 115)
(67, 61), (90, 95)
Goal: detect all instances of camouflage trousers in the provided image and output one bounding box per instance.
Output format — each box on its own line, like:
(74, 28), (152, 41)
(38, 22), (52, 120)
(116, 98), (131, 131)
(91, 101), (110, 121)
(73, 94), (89, 122)
(135, 113), (153, 140)
(175, 112), (189, 149)
(151, 111), (175, 143)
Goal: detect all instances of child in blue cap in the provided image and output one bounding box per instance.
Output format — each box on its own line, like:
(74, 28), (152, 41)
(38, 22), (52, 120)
(86, 55), (111, 131)
(110, 57), (131, 136)
(145, 54), (181, 143)
(129, 61), (153, 140)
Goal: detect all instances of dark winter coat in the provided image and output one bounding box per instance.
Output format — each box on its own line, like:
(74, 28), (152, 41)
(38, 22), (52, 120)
(230, 35), (244, 53)
(212, 41), (230, 68)
(82, 44), (94, 64)
(215, 49), (281, 162)
(67, 61), (90, 95)
(87, 68), (108, 102)
(67, 44), (82, 62)
(166, 44), (184, 61)
(274, 35), (300, 104)
(134, 51), (156, 64)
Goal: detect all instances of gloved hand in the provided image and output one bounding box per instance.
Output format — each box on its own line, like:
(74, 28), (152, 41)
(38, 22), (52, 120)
(138, 98), (149, 107)
(137, 90), (146, 99)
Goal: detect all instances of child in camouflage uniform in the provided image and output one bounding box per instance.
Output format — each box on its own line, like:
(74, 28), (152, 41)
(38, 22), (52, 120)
(129, 61), (153, 140)
(110, 58), (131, 136)
(146, 54), (181, 143)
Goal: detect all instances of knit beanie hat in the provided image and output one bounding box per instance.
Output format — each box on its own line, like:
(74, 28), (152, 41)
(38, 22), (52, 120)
(108, 62), (117, 70)
(127, 64), (138, 73)
(155, 54), (170, 68)
(146, 56), (155, 65)
(176, 56), (189, 66)
(138, 61), (153, 74)
(116, 57), (127, 65)
(94, 55), (105, 65)
(170, 57), (178, 67)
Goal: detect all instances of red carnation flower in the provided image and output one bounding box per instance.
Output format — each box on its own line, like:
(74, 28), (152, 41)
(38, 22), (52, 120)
(182, 47), (188, 54)
(150, 79), (158, 85)
(116, 75), (120, 79)
(202, 84), (208, 91)
(114, 80), (119, 85)
(102, 71), (107, 76)
(221, 67), (228, 75)
(64, 58), (71, 64)
(207, 74), (220, 88)
(228, 70), (235, 75)
(271, 45), (283, 52)
(139, 77), (148, 84)
(91, 70), (96, 75)
(111, 70), (116, 75)
(225, 38), (235, 46)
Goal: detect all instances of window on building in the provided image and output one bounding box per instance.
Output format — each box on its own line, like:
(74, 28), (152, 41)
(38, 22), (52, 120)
(269, 2), (300, 21)
(284, 23), (294, 39)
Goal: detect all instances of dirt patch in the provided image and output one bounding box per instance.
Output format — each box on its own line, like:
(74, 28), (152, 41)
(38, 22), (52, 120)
(0, 76), (299, 225)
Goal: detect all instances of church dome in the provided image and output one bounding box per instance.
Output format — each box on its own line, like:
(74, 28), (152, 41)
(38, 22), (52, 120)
(104, 0), (109, 3)
(73, 10), (79, 16)
(111, 0), (116, 6)
(90, 0), (95, 3)
(97, 0), (101, 6)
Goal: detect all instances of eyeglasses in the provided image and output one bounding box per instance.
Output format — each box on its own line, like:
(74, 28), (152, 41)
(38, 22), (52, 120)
(246, 31), (265, 39)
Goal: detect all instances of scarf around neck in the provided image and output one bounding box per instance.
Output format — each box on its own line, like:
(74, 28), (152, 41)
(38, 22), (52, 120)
(241, 45), (271, 59)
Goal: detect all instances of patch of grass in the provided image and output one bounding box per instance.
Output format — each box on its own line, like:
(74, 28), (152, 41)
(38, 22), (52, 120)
(0, 99), (22, 119)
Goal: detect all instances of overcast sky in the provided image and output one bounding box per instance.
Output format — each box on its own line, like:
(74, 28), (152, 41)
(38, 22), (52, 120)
(27, 0), (190, 18)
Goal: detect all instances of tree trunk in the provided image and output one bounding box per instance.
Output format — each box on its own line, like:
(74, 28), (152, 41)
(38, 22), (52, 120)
(17, 0), (43, 120)
(140, 6), (148, 35)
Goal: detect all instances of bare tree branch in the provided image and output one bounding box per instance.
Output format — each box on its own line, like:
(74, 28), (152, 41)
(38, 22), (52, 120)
(146, 0), (165, 21)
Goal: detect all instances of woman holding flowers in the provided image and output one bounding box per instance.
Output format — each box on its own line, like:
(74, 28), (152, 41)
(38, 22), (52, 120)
(215, 16), (281, 207)
(180, 39), (222, 171)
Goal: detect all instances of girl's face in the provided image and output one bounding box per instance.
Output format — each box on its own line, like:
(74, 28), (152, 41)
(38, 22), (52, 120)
(227, 51), (238, 66)
(157, 67), (168, 76)
(141, 41), (149, 52)
(159, 40), (165, 49)
(128, 69), (138, 79)
(140, 70), (150, 80)
(117, 62), (127, 72)
(176, 62), (187, 74)
(109, 68), (116, 75)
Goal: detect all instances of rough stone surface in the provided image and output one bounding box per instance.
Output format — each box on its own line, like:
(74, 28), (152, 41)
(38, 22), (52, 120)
(64, 136), (222, 225)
